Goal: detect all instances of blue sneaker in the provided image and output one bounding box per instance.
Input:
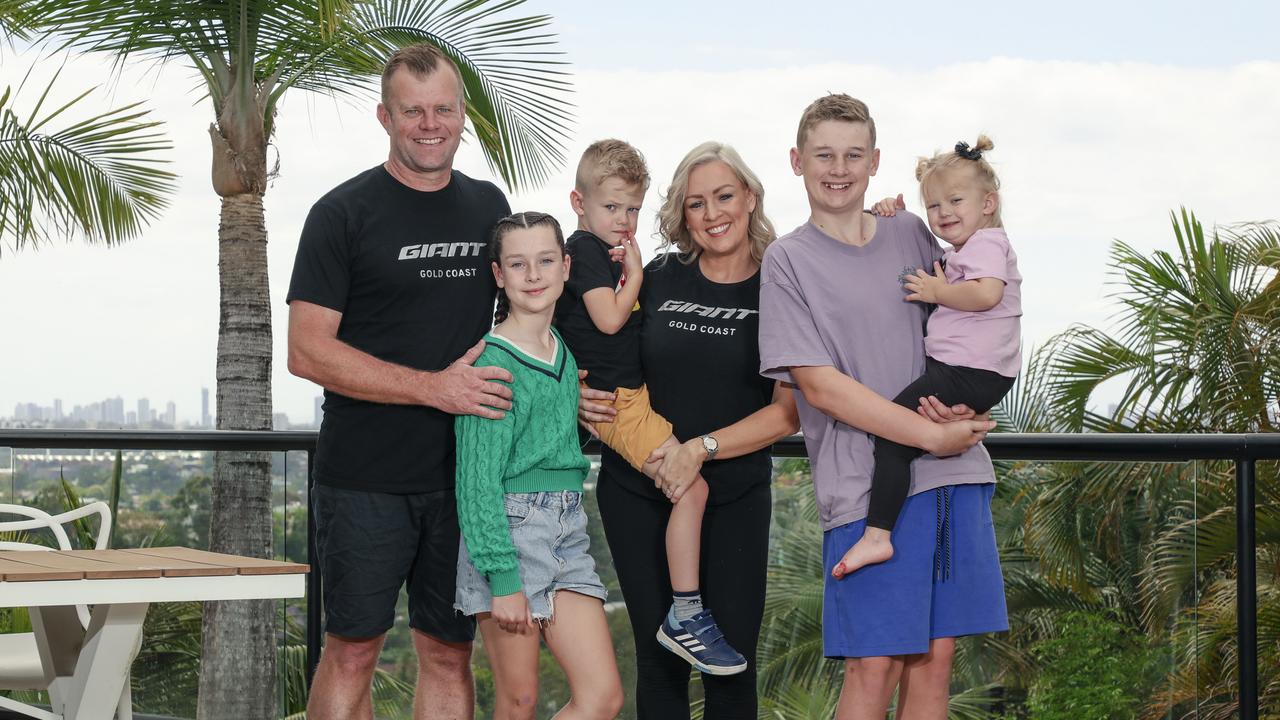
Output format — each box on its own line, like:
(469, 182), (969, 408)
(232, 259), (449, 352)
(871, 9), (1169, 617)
(656, 606), (748, 676)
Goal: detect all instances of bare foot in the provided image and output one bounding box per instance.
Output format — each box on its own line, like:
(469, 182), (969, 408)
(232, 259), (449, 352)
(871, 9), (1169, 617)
(831, 529), (894, 579)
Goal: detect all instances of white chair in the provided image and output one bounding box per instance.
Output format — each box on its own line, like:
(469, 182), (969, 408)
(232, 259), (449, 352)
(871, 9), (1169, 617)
(0, 502), (133, 720)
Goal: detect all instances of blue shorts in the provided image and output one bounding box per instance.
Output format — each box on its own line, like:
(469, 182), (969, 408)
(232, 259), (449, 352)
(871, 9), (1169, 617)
(455, 491), (607, 620)
(822, 483), (1008, 658)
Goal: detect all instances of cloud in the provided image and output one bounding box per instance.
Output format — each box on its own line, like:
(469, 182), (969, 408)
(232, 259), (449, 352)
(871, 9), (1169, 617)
(2, 49), (1276, 421)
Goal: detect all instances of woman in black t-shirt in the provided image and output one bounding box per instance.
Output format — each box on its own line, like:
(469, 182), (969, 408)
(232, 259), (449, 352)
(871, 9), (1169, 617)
(582, 142), (799, 719)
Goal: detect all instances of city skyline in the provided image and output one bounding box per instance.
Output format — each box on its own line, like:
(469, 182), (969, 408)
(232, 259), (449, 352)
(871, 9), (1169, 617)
(5, 389), (324, 429)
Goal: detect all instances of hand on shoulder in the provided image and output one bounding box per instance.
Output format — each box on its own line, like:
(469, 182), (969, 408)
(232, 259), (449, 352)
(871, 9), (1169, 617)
(426, 339), (514, 419)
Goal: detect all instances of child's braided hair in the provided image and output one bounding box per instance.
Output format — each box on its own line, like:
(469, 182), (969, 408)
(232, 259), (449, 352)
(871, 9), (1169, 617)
(489, 211), (566, 325)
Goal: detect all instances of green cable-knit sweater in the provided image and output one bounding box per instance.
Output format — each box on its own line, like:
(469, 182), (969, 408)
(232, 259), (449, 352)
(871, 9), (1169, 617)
(455, 328), (590, 597)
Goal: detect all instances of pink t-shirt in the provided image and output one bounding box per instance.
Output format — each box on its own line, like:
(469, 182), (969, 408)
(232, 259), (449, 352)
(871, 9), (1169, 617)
(924, 227), (1022, 378)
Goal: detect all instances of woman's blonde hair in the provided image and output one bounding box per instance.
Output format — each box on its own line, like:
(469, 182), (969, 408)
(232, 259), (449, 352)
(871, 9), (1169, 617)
(655, 142), (776, 264)
(916, 135), (1003, 227)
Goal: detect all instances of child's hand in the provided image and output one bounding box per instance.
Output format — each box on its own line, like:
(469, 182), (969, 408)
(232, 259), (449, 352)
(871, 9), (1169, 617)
(916, 396), (978, 423)
(491, 592), (535, 634)
(620, 233), (643, 278)
(648, 438), (705, 502)
(903, 262), (947, 304)
(871, 193), (906, 217)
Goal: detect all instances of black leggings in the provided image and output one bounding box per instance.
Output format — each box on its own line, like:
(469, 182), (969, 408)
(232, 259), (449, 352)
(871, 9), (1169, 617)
(867, 357), (1015, 531)
(597, 474), (770, 720)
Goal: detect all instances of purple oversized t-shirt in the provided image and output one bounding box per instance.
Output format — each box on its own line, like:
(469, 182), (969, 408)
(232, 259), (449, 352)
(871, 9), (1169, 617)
(926, 227), (1022, 378)
(759, 213), (995, 532)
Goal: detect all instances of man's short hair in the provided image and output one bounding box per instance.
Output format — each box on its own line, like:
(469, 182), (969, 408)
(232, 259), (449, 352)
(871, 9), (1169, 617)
(381, 43), (465, 106)
(796, 94), (877, 150)
(575, 139), (650, 193)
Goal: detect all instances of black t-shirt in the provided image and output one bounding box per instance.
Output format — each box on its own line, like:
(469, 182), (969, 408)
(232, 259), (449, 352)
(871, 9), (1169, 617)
(553, 230), (643, 391)
(601, 253), (775, 505)
(286, 166), (510, 494)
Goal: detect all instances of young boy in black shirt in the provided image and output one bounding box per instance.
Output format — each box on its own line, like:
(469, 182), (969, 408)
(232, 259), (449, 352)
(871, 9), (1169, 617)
(554, 139), (747, 675)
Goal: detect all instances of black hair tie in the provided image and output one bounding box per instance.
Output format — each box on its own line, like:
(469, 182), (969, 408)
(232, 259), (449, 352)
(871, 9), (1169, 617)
(955, 141), (982, 161)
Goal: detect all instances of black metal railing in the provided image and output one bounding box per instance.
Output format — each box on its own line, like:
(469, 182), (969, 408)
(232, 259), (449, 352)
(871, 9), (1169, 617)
(2, 429), (1277, 719)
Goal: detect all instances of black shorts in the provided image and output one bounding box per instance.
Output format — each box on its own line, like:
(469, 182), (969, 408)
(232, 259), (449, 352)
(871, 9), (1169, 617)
(312, 484), (475, 642)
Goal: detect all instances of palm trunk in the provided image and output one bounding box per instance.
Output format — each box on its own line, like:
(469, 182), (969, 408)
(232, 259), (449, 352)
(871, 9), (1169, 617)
(198, 192), (276, 720)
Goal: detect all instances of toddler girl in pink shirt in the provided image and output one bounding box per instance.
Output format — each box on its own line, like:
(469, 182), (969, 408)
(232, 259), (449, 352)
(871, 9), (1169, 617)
(834, 135), (1022, 577)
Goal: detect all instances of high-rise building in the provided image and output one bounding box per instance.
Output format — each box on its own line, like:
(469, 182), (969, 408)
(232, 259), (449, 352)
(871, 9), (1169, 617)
(105, 397), (125, 424)
(53, 399), (63, 420)
(164, 401), (176, 426)
(201, 387), (211, 428)
(127, 410), (137, 425)
(137, 398), (150, 428)
(273, 412), (291, 430)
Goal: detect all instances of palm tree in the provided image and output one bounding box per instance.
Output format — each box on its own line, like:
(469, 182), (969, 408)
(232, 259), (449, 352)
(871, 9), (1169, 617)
(22, 1), (573, 716)
(1024, 211), (1280, 717)
(1043, 210), (1279, 434)
(0, 7), (174, 254)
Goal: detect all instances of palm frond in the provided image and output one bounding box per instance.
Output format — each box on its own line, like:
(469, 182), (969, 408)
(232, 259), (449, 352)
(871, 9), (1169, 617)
(0, 66), (175, 254)
(0, 0), (34, 38)
(757, 678), (841, 720)
(991, 342), (1060, 433)
(944, 683), (1005, 720)
(1048, 211), (1280, 433)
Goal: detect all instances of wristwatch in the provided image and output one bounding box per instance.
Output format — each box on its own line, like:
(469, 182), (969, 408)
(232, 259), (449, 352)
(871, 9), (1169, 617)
(701, 435), (719, 462)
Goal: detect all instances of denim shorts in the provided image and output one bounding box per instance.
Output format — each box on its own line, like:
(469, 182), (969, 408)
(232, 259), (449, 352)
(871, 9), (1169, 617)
(455, 490), (607, 620)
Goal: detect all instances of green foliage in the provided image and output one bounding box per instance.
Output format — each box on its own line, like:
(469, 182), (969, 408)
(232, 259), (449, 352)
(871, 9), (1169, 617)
(757, 678), (842, 719)
(129, 600), (204, 716)
(0, 66), (175, 254)
(170, 474), (212, 550)
(1044, 210), (1280, 433)
(1024, 611), (1160, 720)
(1031, 212), (1280, 718)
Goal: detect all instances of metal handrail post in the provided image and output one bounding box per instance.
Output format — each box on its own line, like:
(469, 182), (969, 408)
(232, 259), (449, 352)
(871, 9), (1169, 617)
(1237, 458), (1257, 720)
(306, 449), (322, 688)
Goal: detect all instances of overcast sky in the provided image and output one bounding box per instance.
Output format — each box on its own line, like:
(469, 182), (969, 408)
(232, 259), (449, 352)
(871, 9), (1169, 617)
(2, 1), (1278, 423)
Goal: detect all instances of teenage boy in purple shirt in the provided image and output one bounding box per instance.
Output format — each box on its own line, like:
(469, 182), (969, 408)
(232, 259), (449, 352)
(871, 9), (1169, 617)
(758, 94), (1007, 720)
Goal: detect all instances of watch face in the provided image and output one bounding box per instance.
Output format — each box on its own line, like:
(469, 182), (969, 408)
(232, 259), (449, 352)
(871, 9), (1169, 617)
(704, 436), (718, 453)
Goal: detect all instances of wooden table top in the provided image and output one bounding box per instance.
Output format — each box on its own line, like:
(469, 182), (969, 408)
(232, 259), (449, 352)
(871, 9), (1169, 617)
(0, 546), (308, 582)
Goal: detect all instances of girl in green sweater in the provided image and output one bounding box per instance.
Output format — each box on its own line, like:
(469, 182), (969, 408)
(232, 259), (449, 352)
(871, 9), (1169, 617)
(454, 211), (623, 719)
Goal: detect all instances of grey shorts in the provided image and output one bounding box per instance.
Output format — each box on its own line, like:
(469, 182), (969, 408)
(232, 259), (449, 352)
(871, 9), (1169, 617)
(455, 490), (607, 620)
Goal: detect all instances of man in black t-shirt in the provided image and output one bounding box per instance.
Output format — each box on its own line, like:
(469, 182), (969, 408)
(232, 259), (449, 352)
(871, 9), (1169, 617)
(286, 44), (511, 719)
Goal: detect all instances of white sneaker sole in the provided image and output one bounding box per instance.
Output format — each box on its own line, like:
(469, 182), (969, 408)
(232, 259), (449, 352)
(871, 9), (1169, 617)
(656, 627), (748, 676)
